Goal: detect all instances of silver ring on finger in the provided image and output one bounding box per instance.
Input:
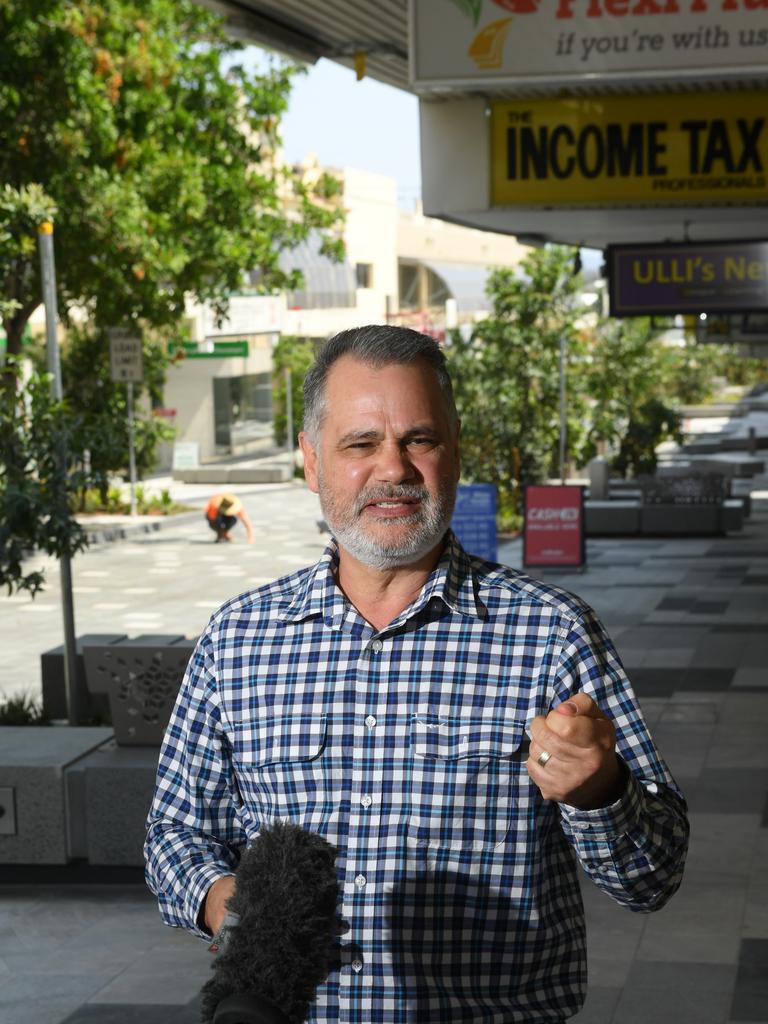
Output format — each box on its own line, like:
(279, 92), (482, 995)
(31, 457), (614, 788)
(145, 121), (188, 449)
(536, 749), (553, 767)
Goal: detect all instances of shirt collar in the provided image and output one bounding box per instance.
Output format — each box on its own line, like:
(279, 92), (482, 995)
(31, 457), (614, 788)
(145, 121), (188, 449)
(279, 530), (485, 628)
(279, 541), (346, 627)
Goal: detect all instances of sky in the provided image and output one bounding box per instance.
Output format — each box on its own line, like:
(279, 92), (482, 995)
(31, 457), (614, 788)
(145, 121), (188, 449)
(243, 51), (423, 208)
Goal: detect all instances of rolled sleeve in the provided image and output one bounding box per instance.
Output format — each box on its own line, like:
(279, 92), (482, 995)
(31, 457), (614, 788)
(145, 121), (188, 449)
(552, 611), (689, 912)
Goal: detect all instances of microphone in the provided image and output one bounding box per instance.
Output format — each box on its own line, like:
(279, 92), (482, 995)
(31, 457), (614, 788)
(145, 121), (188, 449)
(201, 821), (342, 1024)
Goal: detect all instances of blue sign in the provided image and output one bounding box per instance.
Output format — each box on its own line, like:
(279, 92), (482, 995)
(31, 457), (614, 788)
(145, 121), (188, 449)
(451, 484), (497, 562)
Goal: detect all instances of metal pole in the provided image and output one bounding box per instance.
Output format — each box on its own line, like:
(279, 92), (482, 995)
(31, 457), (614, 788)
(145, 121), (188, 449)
(38, 222), (80, 724)
(285, 366), (294, 469)
(559, 335), (567, 485)
(126, 380), (138, 516)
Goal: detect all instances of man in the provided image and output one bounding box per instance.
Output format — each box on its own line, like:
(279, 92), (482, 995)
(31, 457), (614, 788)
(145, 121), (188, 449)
(145, 325), (688, 1023)
(204, 492), (255, 544)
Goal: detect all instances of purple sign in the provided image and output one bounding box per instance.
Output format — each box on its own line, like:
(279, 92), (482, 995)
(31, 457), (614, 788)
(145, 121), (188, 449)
(608, 241), (768, 316)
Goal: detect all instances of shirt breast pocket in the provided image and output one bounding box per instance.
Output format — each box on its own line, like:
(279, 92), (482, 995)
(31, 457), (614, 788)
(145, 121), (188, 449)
(407, 714), (529, 852)
(231, 714), (330, 824)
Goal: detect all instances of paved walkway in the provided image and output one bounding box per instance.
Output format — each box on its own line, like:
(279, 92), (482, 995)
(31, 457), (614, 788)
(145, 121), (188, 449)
(1, 480), (767, 1023)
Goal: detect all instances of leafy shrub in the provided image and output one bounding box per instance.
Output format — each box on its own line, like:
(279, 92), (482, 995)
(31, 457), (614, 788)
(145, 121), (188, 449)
(0, 692), (49, 725)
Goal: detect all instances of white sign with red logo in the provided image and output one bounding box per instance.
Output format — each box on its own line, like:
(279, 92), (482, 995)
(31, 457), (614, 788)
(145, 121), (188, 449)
(200, 295), (283, 339)
(410, 0), (767, 89)
(523, 484), (585, 567)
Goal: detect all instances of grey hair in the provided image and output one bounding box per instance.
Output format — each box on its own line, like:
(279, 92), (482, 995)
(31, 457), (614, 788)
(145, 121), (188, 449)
(302, 324), (457, 443)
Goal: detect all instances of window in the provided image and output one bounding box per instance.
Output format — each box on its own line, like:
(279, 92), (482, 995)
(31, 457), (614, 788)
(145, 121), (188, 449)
(213, 373), (273, 453)
(355, 262), (373, 289)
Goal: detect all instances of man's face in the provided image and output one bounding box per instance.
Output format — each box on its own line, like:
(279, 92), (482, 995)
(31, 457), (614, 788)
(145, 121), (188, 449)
(300, 356), (460, 571)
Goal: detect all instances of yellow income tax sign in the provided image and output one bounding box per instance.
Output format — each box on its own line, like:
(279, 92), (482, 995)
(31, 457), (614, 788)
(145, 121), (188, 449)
(490, 92), (768, 206)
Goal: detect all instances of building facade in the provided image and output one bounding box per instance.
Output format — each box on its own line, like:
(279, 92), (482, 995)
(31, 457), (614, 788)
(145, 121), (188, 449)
(164, 163), (528, 463)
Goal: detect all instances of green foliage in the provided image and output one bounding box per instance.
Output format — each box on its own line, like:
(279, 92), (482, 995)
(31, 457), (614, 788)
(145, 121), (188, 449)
(79, 483), (188, 515)
(583, 318), (695, 476)
(0, 691), (49, 725)
(0, 1), (343, 594)
(448, 246), (585, 519)
(272, 335), (316, 447)
(0, 183), (57, 329)
(705, 345), (768, 390)
(79, 485), (125, 514)
(658, 340), (723, 405)
(53, 324), (175, 505)
(613, 398), (682, 478)
(0, 357), (88, 595)
(0, 0), (343, 357)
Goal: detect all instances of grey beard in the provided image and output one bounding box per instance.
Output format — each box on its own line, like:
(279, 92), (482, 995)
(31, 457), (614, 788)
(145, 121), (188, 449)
(317, 479), (456, 570)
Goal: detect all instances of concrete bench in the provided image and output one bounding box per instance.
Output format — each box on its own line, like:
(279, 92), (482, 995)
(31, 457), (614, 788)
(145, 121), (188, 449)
(640, 504), (720, 535)
(0, 726), (113, 864)
(719, 499), (745, 533)
(67, 740), (159, 865)
(174, 464), (292, 484)
(0, 727), (159, 867)
(584, 498), (745, 536)
(584, 500), (641, 535)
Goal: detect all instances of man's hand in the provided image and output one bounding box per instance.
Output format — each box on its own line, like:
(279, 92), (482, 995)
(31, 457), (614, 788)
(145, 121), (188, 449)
(527, 694), (624, 810)
(203, 875), (236, 936)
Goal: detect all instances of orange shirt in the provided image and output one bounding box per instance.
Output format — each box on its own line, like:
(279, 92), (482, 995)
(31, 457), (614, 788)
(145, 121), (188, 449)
(205, 493), (243, 519)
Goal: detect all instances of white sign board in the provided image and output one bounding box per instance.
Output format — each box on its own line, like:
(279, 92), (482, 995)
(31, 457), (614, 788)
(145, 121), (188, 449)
(108, 329), (143, 383)
(410, 0), (768, 89)
(200, 295), (283, 339)
(172, 441), (200, 471)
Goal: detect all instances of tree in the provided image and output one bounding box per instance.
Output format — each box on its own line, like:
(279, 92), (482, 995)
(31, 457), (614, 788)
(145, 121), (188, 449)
(448, 246), (585, 526)
(659, 336), (722, 406)
(271, 335), (315, 448)
(0, 0), (343, 593)
(613, 398), (682, 478)
(0, 0), (343, 362)
(582, 317), (683, 478)
(0, 184), (57, 351)
(57, 325), (175, 506)
(0, 358), (87, 595)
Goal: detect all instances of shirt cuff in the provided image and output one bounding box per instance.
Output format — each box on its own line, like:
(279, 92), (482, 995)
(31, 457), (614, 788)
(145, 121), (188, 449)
(558, 759), (643, 840)
(184, 864), (236, 939)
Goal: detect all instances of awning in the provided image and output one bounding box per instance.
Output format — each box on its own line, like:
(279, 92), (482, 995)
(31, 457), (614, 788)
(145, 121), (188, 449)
(423, 261), (491, 313)
(279, 232), (356, 310)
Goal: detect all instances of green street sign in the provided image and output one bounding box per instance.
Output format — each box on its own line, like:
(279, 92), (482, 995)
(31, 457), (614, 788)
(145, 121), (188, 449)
(169, 339), (249, 359)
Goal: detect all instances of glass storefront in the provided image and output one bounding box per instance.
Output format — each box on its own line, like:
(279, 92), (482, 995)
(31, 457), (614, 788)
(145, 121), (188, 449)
(213, 372), (273, 453)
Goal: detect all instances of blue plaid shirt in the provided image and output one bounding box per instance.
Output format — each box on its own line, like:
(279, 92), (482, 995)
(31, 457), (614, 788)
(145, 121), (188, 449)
(145, 532), (688, 1023)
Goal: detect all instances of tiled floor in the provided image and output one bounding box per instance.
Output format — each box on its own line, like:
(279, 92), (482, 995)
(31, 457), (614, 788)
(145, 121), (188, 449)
(1, 486), (767, 1023)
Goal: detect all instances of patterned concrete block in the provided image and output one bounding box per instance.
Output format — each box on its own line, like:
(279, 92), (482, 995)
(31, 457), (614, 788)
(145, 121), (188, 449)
(0, 728), (112, 864)
(73, 742), (160, 866)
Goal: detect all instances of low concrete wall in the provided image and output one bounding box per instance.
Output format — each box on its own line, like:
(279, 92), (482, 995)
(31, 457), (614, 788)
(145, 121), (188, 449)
(584, 499), (745, 536)
(0, 727), (113, 864)
(174, 464), (292, 484)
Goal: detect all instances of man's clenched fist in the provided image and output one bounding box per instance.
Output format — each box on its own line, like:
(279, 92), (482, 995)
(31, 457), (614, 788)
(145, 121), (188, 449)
(527, 693), (624, 810)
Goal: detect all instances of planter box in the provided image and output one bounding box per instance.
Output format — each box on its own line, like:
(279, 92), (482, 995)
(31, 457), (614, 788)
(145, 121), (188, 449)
(0, 727), (112, 864)
(83, 635), (195, 746)
(41, 633), (127, 722)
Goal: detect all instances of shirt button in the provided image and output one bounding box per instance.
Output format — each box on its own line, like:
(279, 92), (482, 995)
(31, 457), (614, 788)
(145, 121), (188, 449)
(360, 794), (373, 808)
(370, 639), (383, 653)
(351, 958), (363, 973)
(365, 715), (377, 729)
(355, 873), (367, 888)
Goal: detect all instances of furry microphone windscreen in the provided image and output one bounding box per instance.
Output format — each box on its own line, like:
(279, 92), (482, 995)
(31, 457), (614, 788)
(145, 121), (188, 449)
(200, 822), (342, 1024)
